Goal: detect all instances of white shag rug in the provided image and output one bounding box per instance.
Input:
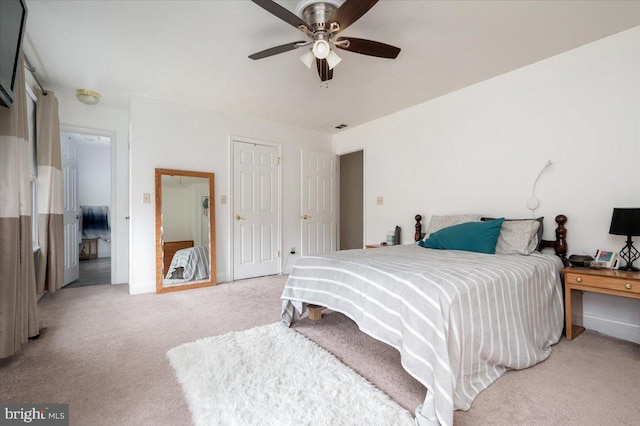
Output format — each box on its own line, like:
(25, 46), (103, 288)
(167, 323), (414, 426)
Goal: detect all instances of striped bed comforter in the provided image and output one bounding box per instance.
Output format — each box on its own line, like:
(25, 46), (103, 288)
(165, 246), (210, 281)
(281, 244), (564, 426)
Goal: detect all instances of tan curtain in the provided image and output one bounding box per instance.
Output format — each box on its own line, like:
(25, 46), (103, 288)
(0, 54), (39, 358)
(35, 89), (63, 293)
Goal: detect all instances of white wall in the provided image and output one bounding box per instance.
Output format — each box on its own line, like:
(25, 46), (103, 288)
(334, 27), (640, 343)
(129, 95), (332, 294)
(162, 185), (196, 243)
(57, 98), (130, 284)
(192, 182), (210, 248)
(77, 142), (111, 257)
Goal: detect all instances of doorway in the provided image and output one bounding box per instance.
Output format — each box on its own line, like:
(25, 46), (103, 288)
(61, 131), (112, 287)
(339, 150), (363, 250)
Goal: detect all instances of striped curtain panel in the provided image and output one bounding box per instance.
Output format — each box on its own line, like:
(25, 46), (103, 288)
(35, 89), (63, 293)
(0, 54), (39, 358)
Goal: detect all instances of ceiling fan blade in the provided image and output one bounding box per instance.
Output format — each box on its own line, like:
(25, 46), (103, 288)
(249, 41), (307, 60)
(328, 0), (378, 34)
(335, 37), (401, 59)
(251, 0), (313, 33)
(316, 58), (333, 82)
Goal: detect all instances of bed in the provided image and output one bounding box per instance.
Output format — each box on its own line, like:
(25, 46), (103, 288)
(163, 240), (194, 276)
(164, 245), (210, 285)
(281, 214), (568, 426)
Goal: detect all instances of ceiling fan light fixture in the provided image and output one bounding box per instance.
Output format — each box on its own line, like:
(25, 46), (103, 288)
(75, 89), (100, 105)
(248, 0), (400, 83)
(312, 39), (331, 59)
(300, 49), (315, 69)
(326, 49), (342, 70)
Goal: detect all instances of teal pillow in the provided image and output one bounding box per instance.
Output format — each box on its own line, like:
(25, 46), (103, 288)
(418, 218), (505, 254)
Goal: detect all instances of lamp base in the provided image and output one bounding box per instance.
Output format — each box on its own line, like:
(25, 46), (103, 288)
(618, 239), (640, 273)
(618, 264), (640, 272)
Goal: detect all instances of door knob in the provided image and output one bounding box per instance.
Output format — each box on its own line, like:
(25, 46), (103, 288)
(302, 214), (312, 220)
(235, 215), (245, 221)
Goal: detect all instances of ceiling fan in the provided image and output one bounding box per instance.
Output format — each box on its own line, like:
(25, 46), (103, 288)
(248, 0), (401, 82)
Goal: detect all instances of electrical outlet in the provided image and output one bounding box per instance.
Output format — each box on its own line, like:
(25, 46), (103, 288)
(290, 247), (296, 254)
(376, 196), (384, 205)
(143, 192), (151, 204)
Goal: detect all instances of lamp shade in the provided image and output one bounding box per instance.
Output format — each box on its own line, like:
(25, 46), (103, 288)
(299, 49), (315, 69)
(609, 208), (640, 236)
(326, 49), (342, 70)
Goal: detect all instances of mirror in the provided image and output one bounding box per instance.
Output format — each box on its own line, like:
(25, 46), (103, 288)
(155, 168), (216, 293)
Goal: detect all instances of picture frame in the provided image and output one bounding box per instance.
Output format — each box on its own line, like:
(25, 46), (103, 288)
(592, 249), (619, 269)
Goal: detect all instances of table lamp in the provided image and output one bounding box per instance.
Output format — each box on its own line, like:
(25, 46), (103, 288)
(609, 208), (640, 271)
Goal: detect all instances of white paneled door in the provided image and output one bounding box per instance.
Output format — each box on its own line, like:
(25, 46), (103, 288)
(301, 151), (337, 256)
(61, 134), (79, 285)
(233, 140), (280, 280)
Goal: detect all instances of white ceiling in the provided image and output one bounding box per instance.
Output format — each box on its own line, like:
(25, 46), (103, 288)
(23, 1), (640, 134)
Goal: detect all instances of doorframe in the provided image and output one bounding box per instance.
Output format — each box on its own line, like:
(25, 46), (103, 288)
(60, 124), (117, 284)
(335, 145), (366, 249)
(228, 135), (282, 281)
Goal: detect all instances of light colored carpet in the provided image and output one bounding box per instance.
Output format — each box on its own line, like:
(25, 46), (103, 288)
(293, 311), (640, 426)
(167, 323), (413, 426)
(1, 274), (638, 425)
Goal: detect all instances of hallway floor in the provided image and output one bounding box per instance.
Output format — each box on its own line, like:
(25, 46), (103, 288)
(64, 257), (111, 288)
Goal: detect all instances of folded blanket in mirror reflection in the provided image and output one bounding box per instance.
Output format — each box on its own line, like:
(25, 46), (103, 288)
(80, 205), (111, 241)
(165, 246), (210, 281)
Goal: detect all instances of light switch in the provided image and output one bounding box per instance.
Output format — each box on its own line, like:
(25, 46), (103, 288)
(377, 196), (384, 205)
(143, 193), (151, 204)
(220, 195), (227, 205)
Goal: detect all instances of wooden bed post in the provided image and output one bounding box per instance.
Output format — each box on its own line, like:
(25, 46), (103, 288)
(539, 214), (568, 264)
(553, 214), (568, 263)
(307, 304), (324, 321)
(415, 214), (423, 242)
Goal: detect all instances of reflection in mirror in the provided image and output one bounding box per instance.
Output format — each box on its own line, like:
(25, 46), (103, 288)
(155, 168), (216, 293)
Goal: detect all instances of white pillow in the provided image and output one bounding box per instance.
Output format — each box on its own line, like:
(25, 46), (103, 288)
(423, 214), (482, 240)
(495, 220), (540, 255)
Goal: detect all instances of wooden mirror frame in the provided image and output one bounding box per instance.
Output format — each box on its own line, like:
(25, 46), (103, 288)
(155, 168), (216, 293)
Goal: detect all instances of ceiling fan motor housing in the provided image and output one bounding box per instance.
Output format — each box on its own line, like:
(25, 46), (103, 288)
(295, 0), (342, 29)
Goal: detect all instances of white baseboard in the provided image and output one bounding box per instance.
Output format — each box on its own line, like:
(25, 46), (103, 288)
(582, 314), (639, 344)
(129, 283), (156, 295)
(217, 273), (231, 284)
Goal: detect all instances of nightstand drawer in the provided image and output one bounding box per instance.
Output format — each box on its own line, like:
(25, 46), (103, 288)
(565, 272), (640, 294)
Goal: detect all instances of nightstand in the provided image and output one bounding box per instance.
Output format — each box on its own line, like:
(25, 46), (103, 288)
(562, 267), (640, 340)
